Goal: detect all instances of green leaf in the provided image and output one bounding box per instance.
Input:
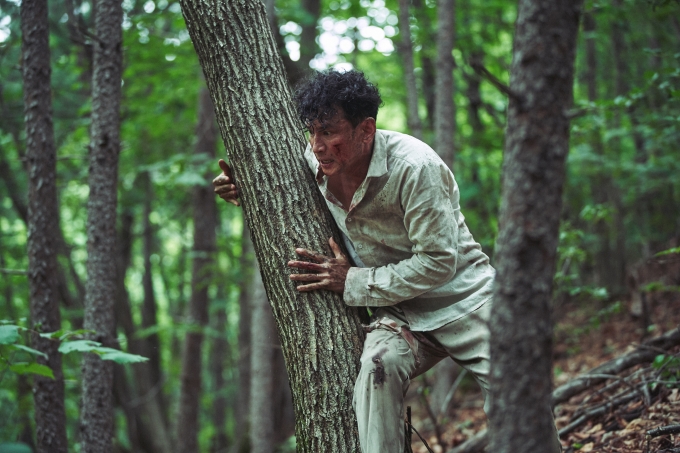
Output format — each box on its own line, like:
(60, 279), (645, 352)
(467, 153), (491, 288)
(0, 325), (20, 345)
(9, 362), (55, 379)
(9, 344), (48, 359)
(655, 246), (680, 257)
(58, 339), (101, 354)
(0, 442), (34, 453)
(94, 347), (149, 364)
(40, 329), (66, 339)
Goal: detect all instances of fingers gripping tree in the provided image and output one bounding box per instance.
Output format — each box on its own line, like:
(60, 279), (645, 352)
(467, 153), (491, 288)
(179, 1), (366, 451)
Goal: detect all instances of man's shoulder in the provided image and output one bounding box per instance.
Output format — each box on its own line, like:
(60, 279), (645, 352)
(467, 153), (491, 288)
(377, 129), (446, 170)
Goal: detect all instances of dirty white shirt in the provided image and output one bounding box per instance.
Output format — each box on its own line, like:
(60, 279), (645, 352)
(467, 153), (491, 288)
(303, 129), (495, 331)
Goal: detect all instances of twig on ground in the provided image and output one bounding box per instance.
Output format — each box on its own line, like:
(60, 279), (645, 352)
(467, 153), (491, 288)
(559, 390), (638, 437)
(440, 369), (468, 418)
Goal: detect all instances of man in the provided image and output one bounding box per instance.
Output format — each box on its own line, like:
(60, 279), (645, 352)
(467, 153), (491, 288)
(213, 70), (558, 453)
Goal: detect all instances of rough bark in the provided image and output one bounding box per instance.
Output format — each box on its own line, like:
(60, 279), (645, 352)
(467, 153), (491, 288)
(398, 0), (424, 140)
(20, 0), (69, 450)
(175, 85), (218, 453)
(80, 0), (123, 450)
(488, 0), (582, 452)
(179, 1), (367, 450)
(249, 267), (276, 453)
(434, 0), (456, 168)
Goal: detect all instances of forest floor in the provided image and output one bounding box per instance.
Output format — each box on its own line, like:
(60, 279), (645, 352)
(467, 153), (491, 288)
(406, 290), (680, 453)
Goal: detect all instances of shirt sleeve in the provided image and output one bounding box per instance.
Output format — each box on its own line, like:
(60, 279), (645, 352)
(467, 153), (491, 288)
(343, 160), (460, 307)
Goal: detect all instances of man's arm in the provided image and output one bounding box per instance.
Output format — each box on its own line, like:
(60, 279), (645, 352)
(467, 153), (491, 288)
(343, 161), (460, 306)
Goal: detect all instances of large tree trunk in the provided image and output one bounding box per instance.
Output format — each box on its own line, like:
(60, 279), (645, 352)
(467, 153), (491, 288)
(179, 1), (366, 451)
(488, 0), (582, 452)
(80, 0), (123, 450)
(397, 0), (424, 140)
(434, 0), (456, 168)
(175, 84), (218, 453)
(20, 0), (69, 450)
(249, 267), (276, 453)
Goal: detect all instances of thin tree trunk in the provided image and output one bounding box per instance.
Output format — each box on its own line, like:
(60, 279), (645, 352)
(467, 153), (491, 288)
(176, 85), (218, 453)
(234, 225), (254, 453)
(412, 0), (436, 130)
(179, 1), (367, 450)
(140, 172), (166, 419)
(249, 267), (276, 453)
(20, 0), (68, 450)
(464, 51), (485, 136)
(434, 0), (456, 168)
(398, 0), (423, 140)
(488, 0), (582, 452)
(209, 284), (229, 452)
(80, 0), (123, 450)
(298, 0), (320, 75)
(114, 210), (171, 453)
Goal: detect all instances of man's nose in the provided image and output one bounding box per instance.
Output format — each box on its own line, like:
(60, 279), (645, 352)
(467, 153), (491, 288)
(312, 137), (325, 154)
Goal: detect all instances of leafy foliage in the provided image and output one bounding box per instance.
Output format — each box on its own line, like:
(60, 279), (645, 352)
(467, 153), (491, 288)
(0, 0), (678, 448)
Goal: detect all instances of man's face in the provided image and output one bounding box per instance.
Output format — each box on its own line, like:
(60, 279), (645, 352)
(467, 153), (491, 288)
(307, 112), (371, 178)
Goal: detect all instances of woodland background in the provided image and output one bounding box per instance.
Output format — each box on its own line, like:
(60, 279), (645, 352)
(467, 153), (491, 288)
(0, 0), (679, 451)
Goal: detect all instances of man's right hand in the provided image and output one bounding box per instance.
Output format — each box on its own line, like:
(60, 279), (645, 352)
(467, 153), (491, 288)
(212, 159), (240, 206)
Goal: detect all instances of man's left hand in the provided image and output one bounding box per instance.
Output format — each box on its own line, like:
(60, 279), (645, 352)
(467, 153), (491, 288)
(288, 237), (350, 294)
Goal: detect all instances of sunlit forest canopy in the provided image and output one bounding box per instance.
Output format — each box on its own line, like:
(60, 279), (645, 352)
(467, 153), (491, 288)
(0, 0), (679, 449)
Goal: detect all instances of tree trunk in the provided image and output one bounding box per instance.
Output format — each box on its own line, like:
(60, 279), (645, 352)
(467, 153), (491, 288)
(209, 284), (229, 452)
(488, 1), (582, 452)
(179, 1), (367, 450)
(175, 84), (218, 453)
(398, 0), (424, 140)
(234, 226), (254, 453)
(80, 0), (123, 450)
(434, 0), (456, 168)
(412, 0), (436, 130)
(114, 210), (172, 453)
(20, 0), (69, 450)
(249, 267), (276, 453)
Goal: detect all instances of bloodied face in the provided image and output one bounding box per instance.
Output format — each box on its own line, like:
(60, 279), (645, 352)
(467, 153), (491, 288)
(307, 109), (375, 178)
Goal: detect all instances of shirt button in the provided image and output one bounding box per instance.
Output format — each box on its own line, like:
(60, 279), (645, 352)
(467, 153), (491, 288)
(357, 244), (363, 249)
(347, 218), (352, 222)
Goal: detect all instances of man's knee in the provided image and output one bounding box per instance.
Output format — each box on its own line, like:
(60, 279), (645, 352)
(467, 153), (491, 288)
(359, 344), (411, 387)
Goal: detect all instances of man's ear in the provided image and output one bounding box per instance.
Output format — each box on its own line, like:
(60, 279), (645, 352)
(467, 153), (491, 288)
(360, 117), (377, 144)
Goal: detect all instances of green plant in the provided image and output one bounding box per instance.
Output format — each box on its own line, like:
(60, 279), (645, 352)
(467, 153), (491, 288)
(0, 322), (147, 383)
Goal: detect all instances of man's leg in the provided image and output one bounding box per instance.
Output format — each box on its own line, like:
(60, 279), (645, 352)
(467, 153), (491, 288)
(430, 301), (562, 453)
(353, 318), (418, 453)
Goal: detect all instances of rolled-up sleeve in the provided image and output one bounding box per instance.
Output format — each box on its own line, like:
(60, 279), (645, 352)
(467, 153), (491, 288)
(343, 161), (460, 307)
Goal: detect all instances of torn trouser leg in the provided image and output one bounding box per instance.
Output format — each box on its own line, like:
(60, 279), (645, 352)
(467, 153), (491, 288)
(353, 318), (419, 453)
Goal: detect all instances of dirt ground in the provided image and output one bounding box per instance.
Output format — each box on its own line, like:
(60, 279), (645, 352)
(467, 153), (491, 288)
(405, 289), (680, 453)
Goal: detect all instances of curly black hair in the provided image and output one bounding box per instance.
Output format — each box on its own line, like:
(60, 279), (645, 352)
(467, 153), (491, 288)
(293, 69), (383, 128)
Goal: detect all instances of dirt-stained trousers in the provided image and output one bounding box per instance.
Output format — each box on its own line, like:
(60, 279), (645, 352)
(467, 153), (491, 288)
(352, 300), (562, 453)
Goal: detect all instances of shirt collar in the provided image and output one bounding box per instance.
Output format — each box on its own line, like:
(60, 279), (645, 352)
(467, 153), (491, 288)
(366, 129), (388, 179)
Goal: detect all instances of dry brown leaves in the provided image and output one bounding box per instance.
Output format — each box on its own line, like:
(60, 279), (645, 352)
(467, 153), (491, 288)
(406, 292), (680, 453)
